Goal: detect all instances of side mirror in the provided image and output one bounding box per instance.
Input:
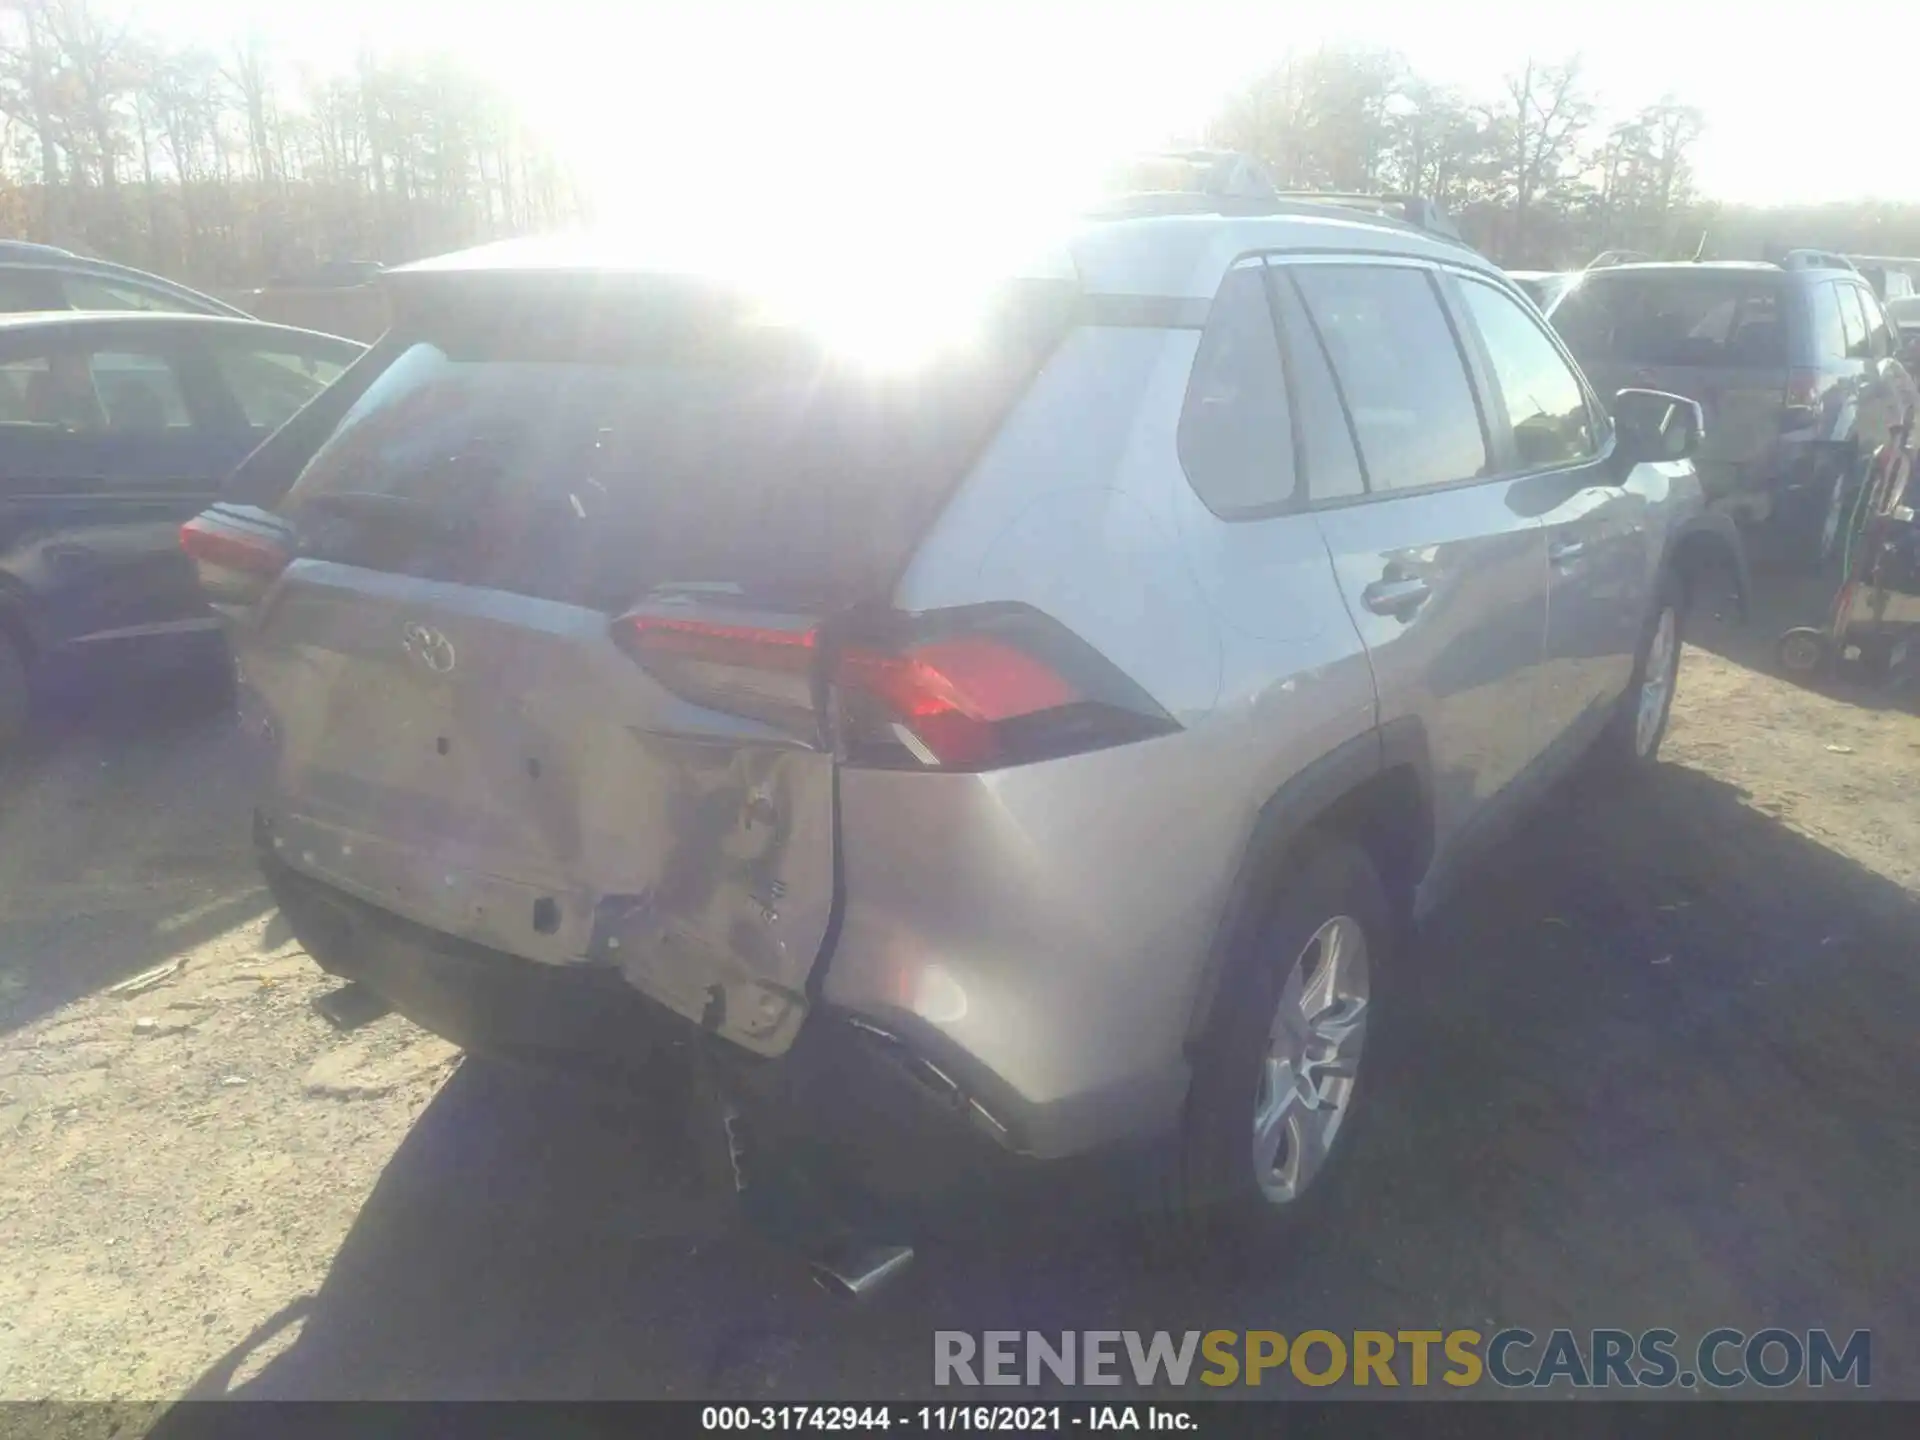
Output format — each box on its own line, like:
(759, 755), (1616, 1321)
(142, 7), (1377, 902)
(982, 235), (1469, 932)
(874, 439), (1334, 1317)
(1612, 388), (1704, 467)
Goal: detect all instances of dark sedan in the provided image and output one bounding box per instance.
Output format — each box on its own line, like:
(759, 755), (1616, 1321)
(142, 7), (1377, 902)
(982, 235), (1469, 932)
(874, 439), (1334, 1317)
(0, 312), (363, 749)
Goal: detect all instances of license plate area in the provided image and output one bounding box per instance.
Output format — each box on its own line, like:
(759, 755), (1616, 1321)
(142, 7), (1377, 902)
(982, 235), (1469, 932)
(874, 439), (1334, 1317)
(262, 810), (595, 965)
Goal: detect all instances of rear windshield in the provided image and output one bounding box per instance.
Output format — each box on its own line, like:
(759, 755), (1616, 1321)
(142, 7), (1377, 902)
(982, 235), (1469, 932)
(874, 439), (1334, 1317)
(279, 279), (1073, 612)
(1549, 273), (1788, 368)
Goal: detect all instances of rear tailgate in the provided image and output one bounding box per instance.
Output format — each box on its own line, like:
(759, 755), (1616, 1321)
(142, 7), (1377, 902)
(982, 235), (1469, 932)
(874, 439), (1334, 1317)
(1551, 270), (1790, 498)
(249, 564), (833, 1055)
(234, 270), (1072, 1056)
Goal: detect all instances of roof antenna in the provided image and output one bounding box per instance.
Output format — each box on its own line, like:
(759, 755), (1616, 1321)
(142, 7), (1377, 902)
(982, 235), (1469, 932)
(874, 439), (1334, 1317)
(1690, 230), (1708, 262)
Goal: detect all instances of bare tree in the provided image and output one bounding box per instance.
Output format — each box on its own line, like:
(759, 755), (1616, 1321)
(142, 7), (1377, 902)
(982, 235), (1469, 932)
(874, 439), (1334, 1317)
(1494, 56), (1594, 262)
(0, 3), (578, 286)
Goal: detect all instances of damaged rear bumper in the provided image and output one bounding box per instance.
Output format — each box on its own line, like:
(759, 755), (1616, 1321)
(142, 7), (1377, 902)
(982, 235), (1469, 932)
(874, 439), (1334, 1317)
(256, 828), (1156, 1231)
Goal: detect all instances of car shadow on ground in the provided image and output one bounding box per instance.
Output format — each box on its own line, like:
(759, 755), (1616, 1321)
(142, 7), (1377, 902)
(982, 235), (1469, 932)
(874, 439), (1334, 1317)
(146, 756), (1920, 1409)
(0, 649), (265, 1037)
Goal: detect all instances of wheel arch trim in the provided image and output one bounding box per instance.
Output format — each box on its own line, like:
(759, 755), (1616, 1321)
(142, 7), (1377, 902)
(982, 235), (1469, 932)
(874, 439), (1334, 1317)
(1182, 716), (1433, 1050)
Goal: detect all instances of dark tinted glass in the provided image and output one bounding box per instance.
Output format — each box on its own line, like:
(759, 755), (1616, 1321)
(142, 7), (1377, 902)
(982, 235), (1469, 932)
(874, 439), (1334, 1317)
(1459, 279), (1595, 470)
(280, 281), (1072, 611)
(0, 269), (57, 313)
(1291, 265), (1488, 493)
(88, 351), (191, 430)
(1267, 272), (1364, 501)
(1551, 273), (1786, 368)
(1177, 265), (1296, 515)
(0, 342), (192, 433)
(62, 275), (198, 314)
(1856, 286), (1895, 359)
(1836, 284), (1868, 357)
(1809, 283), (1848, 362)
(211, 339), (351, 429)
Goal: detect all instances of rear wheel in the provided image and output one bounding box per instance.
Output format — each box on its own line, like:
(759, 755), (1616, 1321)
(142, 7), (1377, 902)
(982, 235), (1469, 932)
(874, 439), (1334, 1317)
(1166, 841), (1391, 1253)
(0, 630), (28, 756)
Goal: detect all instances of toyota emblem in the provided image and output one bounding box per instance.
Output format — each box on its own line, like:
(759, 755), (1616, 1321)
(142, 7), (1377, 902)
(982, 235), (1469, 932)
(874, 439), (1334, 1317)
(400, 621), (457, 675)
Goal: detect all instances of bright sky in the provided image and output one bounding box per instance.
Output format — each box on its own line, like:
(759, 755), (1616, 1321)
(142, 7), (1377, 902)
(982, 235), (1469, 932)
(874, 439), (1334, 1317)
(186, 0), (1916, 212)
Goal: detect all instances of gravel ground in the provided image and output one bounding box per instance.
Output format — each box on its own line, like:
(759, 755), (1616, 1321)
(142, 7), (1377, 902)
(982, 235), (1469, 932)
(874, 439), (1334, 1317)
(0, 601), (1916, 1407)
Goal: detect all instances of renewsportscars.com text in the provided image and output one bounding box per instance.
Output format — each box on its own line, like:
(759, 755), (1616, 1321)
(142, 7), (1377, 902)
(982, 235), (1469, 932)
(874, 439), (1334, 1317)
(933, 1328), (1870, 1390)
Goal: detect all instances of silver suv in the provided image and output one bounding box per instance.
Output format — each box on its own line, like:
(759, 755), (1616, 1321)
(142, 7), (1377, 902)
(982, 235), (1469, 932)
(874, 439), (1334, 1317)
(185, 191), (1746, 1238)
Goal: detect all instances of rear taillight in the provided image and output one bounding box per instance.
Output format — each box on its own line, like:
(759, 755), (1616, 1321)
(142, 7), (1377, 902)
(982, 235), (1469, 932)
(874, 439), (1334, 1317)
(180, 506), (293, 604)
(832, 606), (1178, 771)
(1783, 369), (1821, 429)
(611, 603), (1178, 770)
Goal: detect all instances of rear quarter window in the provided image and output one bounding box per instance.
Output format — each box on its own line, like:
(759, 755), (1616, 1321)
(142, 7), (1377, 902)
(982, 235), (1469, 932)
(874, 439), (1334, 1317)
(1808, 282), (1849, 363)
(1177, 265), (1296, 516)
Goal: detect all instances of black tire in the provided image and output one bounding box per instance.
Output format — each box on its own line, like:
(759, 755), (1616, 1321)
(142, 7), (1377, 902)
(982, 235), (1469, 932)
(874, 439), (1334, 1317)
(1158, 840), (1393, 1257)
(1590, 567), (1686, 773)
(0, 629), (28, 757)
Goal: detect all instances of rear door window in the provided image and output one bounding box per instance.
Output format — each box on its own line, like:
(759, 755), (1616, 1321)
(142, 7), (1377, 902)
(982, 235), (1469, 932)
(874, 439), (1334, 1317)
(87, 351), (192, 432)
(0, 344), (193, 434)
(1266, 272), (1365, 502)
(1177, 265), (1296, 516)
(1289, 264), (1488, 493)
(280, 281), (1073, 612)
(208, 338), (352, 429)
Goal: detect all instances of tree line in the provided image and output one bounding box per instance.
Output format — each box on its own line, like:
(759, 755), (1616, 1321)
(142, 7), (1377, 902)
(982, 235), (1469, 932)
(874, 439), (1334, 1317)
(3, 10), (1917, 292)
(1206, 46), (1920, 269)
(0, 0), (585, 290)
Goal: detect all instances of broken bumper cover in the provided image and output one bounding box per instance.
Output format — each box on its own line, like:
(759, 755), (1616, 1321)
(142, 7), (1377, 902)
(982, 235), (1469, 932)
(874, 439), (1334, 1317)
(254, 829), (1155, 1225)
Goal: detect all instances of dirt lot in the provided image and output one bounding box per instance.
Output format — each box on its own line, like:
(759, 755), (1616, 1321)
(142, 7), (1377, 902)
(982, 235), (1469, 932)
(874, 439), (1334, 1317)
(1, 594), (1917, 1406)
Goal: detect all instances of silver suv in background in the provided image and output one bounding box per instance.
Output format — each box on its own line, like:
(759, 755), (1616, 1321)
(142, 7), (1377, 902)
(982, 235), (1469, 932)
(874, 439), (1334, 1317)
(185, 186), (1745, 1244)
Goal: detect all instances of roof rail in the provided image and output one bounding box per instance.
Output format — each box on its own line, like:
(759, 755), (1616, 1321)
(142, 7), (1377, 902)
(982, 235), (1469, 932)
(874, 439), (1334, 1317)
(1092, 151), (1471, 247)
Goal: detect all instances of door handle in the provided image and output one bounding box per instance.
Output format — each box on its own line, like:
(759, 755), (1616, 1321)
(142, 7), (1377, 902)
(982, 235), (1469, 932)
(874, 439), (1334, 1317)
(1361, 576), (1432, 617)
(1549, 539), (1587, 564)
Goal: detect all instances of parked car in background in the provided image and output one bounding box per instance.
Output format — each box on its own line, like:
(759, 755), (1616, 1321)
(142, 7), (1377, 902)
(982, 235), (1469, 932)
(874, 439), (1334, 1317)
(1507, 269), (1577, 311)
(1849, 256), (1919, 303)
(0, 242), (248, 318)
(0, 312), (362, 750)
(185, 180), (1743, 1254)
(1889, 293), (1920, 362)
(1545, 261), (1919, 566)
(268, 259), (385, 290)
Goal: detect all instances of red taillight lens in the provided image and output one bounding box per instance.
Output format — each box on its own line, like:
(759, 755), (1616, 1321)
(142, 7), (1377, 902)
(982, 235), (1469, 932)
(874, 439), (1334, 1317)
(611, 603), (1179, 770)
(833, 607), (1179, 771)
(180, 507), (293, 605)
(1783, 369), (1821, 429)
(179, 518), (290, 577)
(837, 637), (1081, 767)
(611, 614), (821, 736)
